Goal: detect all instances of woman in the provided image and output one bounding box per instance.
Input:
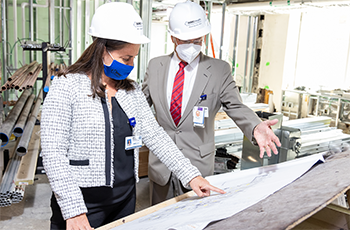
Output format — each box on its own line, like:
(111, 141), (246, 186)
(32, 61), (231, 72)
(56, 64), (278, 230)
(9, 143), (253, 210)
(41, 2), (224, 230)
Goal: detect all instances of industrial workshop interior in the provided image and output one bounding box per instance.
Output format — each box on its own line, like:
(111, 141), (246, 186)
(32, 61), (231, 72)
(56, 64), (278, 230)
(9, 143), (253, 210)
(2, 0), (350, 229)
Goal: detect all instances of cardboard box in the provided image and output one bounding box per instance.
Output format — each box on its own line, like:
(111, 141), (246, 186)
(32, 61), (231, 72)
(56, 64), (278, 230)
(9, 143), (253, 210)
(138, 146), (149, 177)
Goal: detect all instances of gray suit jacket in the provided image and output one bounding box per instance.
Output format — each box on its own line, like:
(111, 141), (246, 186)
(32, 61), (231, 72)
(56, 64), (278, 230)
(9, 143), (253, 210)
(143, 52), (261, 186)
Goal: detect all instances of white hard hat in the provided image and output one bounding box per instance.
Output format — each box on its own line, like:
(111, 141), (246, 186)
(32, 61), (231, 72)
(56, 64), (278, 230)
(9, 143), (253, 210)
(88, 2), (150, 44)
(168, 1), (211, 40)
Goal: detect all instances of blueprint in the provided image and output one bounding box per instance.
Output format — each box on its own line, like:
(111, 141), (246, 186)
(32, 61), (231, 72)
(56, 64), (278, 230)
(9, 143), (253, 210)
(113, 153), (324, 230)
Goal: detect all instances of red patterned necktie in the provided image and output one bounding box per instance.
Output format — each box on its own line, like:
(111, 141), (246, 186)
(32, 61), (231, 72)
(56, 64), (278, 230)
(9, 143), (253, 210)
(170, 61), (188, 126)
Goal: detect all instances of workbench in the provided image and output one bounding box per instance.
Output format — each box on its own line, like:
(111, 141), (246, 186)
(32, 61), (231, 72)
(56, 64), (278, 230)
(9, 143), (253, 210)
(98, 150), (350, 230)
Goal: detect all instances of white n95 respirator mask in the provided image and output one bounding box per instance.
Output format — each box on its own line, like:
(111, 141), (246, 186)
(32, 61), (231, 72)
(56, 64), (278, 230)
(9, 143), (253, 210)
(175, 43), (201, 64)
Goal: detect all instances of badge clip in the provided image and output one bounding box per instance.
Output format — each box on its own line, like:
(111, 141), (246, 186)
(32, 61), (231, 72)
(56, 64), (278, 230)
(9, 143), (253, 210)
(199, 94), (207, 102)
(128, 117), (136, 128)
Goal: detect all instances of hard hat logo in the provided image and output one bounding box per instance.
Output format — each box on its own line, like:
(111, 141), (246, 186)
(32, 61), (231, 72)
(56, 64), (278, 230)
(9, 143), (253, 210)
(133, 22), (143, 31)
(185, 18), (202, 28)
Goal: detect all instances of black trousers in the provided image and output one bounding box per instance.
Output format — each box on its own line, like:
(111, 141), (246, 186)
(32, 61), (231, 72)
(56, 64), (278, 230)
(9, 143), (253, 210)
(50, 187), (136, 230)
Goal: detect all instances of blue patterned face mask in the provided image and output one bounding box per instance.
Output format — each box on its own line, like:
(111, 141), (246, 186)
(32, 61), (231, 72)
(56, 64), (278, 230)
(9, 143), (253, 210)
(103, 51), (134, 80)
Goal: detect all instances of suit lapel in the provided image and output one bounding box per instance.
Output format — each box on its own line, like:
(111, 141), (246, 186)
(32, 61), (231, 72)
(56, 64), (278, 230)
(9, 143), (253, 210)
(157, 54), (175, 127)
(178, 53), (211, 126)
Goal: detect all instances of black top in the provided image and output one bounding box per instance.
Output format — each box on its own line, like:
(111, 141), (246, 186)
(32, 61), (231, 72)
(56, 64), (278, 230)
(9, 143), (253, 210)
(80, 97), (135, 208)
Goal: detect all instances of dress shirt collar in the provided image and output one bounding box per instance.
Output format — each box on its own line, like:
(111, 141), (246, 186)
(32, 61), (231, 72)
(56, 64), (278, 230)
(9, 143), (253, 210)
(172, 52), (200, 70)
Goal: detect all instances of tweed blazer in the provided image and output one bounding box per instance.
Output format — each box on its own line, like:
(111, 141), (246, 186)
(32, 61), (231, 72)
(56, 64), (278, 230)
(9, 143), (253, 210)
(143, 52), (262, 186)
(41, 73), (200, 220)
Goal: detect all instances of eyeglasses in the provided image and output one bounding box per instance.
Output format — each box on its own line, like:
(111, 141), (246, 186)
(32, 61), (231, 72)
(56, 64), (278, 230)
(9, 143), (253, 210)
(177, 39), (203, 45)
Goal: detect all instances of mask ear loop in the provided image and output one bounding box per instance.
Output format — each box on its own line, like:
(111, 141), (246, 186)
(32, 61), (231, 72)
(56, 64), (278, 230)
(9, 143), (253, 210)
(107, 51), (115, 60)
(103, 50), (115, 67)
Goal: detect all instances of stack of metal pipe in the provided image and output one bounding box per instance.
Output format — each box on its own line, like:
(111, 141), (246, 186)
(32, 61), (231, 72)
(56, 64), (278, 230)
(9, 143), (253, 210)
(0, 88), (43, 206)
(0, 89), (32, 147)
(1, 61), (42, 92)
(0, 140), (23, 207)
(17, 89), (43, 156)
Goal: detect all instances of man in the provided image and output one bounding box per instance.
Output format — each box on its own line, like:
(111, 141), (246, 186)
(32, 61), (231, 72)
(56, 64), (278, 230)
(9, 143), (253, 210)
(142, 1), (281, 205)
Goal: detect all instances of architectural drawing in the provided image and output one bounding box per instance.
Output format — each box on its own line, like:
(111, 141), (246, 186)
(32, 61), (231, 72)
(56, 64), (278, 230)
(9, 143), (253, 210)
(113, 154), (324, 230)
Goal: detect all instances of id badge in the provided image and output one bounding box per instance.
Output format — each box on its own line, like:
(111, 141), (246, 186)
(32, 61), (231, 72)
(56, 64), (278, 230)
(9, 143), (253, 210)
(193, 106), (207, 128)
(125, 136), (142, 150)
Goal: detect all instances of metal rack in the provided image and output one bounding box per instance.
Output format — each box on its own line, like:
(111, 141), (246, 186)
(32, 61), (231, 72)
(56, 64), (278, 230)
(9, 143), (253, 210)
(281, 89), (350, 128)
(21, 42), (65, 100)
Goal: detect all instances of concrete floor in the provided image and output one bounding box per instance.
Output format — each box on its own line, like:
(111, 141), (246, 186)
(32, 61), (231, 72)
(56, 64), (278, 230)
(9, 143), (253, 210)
(0, 174), (151, 229)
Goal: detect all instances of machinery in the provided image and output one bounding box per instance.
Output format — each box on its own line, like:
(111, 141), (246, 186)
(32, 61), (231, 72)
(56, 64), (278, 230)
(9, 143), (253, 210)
(214, 111), (350, 173)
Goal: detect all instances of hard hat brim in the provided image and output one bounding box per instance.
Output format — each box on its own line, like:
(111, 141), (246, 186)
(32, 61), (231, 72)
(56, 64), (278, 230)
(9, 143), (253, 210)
(88, 32), (150, 44)
(169, 25), (211, 40)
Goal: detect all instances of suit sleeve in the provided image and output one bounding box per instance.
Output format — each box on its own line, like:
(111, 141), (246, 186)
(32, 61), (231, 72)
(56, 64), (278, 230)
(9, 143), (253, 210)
(142, 60), (153, 107)
(219, 62), (261, 141)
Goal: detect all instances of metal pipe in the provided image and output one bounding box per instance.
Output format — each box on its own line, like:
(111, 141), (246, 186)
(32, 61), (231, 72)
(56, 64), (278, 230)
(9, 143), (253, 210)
(0, 89), (32, 147)
(0, 96), (3, 128)
(54, 5), (70, 10)
(7, 64), (28, 82)
(3, 65), (29, 91)
(76, 0), (82, 58)
(13, 94), (35, 137)
(243, 16), (252, 93)
(219, 2), (226, 60)
(27, 64), (42, 88)
(21, 0), (49, 64)
(0, 139), (20, 202)
(63, 0), (66, 49)
(19, 64), (41, 90)
(29, 0), (34, 62)
(2, 0), (9, 107)
(70, 0), (74, 65)
(85, 0), (90, 50)
(59, 0), (63, 46)
(232, 15), (239, 78)
(205, 1), (213, 56)
(137, 0), (152, 84)
(248, 16), (258, 93)
(16, 88), (43, 156)
(13, 0), (18, 68)
(14, 63), (39, 90)
(49, 0), (55, 43)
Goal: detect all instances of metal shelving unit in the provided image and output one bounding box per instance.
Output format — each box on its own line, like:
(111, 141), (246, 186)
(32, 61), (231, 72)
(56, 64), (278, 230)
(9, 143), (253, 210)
(281, 89), (350, 128)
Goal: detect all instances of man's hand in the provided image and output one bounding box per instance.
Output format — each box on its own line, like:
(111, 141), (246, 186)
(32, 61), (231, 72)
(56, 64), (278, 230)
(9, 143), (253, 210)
(66, 213), (94, 230)
(253, 119), (281, 158)
(189, 176), (225, 197)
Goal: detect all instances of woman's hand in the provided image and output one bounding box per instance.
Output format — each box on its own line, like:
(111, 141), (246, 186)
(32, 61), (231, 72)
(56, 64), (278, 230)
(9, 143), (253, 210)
(189, 176), (225, 197)
(66, 213), (94, 230)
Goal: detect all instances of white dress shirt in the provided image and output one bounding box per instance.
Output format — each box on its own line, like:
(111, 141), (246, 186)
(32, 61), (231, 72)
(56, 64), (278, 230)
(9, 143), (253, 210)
(167, 53), (199, 116)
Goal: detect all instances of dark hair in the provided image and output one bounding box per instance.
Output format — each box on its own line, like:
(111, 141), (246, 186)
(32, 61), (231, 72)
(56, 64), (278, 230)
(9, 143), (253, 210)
(57, 38), (135, 98)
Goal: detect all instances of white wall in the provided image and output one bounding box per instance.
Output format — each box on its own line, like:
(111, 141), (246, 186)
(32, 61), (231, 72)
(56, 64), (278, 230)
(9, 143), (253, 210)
(259, 14), (290, 112)
(282, 11), (301, 91)
(234, 16), (253, 88)
(149, 21), (174, 59)
(293, 8), (350, 92)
